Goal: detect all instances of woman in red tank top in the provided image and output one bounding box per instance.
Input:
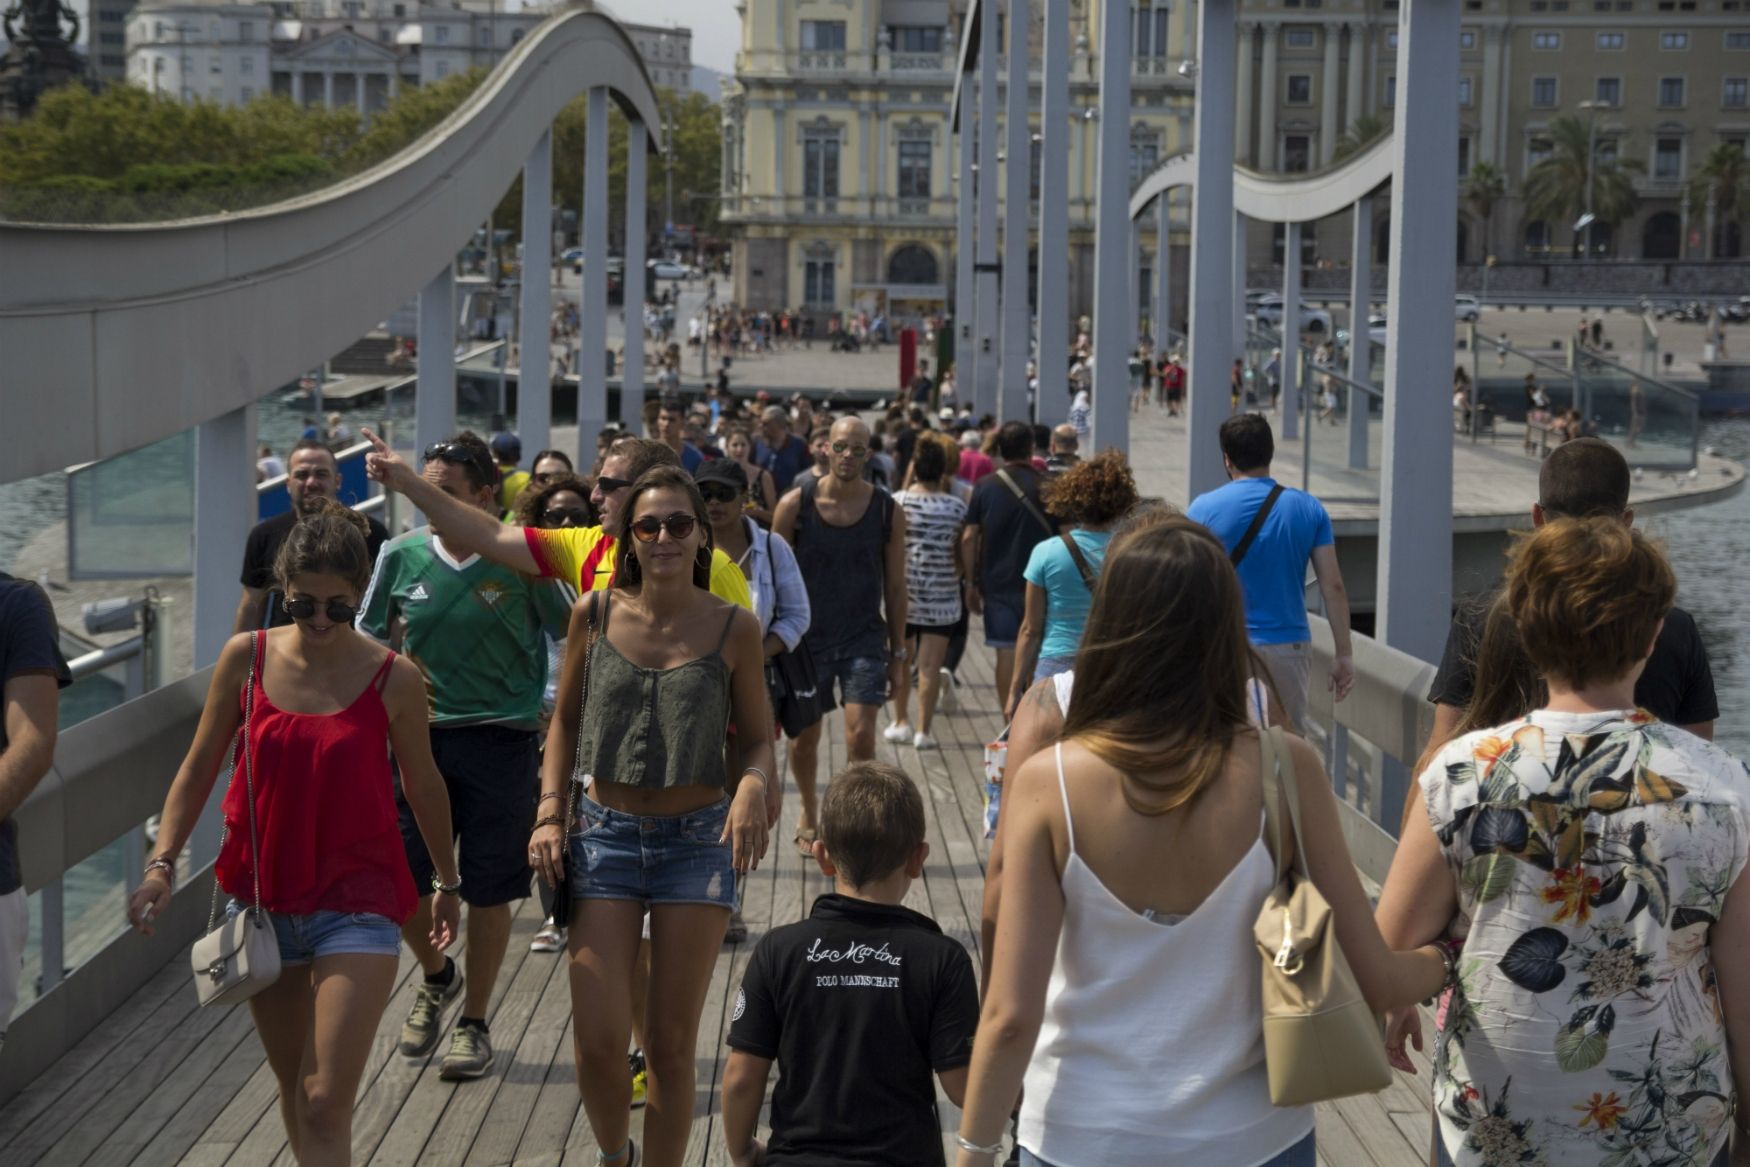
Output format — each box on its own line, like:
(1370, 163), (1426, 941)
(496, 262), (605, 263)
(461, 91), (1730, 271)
(129, 500), (461, 1165)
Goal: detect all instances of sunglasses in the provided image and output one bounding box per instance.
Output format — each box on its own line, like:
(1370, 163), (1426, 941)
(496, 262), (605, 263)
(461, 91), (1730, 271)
(595, 476), (633, 494)
(629, 513), (698, 543)
(831, 441), (870, 457)
(283, 596), (358, 623)
(541, 507), (590, 527)
(698, 483), (741, 503)
(424, 441), (497, 482)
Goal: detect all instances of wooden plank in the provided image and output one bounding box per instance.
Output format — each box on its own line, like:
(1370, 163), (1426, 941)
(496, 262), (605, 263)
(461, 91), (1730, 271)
(460, 928), (577, 1165)
(129, 1015), (269, 1166)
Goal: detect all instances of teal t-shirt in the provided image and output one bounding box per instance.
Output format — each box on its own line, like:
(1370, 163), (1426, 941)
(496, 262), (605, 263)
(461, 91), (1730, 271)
(1022, 529), (1113, 661)
(358, 528), (575, 728)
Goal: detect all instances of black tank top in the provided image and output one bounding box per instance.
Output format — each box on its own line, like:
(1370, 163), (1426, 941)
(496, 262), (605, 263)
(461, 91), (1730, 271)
(793, 477), (891, 660)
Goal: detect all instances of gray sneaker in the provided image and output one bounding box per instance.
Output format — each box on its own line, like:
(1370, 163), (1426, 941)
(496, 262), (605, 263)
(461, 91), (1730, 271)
(439, 1023), (494, 1081)
(398, 966), (464, 1057)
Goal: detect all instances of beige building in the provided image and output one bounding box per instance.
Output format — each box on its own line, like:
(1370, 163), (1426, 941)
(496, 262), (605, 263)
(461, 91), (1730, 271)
(1232, 0), (1750, 266)
(720, 0), (1196, 323)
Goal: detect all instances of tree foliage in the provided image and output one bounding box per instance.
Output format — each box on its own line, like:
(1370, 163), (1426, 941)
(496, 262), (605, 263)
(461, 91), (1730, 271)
(550, 86), (724, 246)
(1333, 114), (1388, 162)
(1521, 114), (1641, 256)
(1684, 144), (1750, 257)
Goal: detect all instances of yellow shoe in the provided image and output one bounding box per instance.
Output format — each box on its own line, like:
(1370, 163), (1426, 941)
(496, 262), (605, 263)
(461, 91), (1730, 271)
(629, 1050), (647, 1110)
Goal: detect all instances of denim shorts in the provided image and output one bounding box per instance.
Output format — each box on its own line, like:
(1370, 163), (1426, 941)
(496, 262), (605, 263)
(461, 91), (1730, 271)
(225, 900), (400, 966)
(1022, 1131), (1313, 1167)
(983, 592), (1023, 648)
(567, 797), (736, 910)
(813, 652), (889, 711)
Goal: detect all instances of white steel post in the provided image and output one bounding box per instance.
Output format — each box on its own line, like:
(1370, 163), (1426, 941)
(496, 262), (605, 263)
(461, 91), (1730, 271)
(1035, 0), (1070, 426)
(1090, 0), (1132, 454)
(1001, 0), (1032, 423)
(975, 7), (1001, 419)
(1281, 220), (1301, 440)
(624, 119), (650, 427)
(519, 129), (553, 456)
(1346, 197), (1371, 468)
(1233, 210), (1247, 361)
(1186, 0), (1237, 497)
(415, 264), (457, 477)
(579, 86), (610, 460)
(955, 98), (977, 405)
(1377, 0), (1459, 662)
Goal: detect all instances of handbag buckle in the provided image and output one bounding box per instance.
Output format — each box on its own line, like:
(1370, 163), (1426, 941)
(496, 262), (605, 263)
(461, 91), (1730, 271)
(206, 960), (229, 983)
(1273, 914), (1303, 974)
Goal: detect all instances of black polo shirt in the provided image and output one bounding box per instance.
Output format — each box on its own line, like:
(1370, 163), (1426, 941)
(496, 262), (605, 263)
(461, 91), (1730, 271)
(727, 894), (980, 1167)
(239, 508), (389, 629)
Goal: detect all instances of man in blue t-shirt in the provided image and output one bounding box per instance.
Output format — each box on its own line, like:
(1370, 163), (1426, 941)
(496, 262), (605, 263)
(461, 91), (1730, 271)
(754, 405), (811, 492)
(1186, 414), (1354, 729)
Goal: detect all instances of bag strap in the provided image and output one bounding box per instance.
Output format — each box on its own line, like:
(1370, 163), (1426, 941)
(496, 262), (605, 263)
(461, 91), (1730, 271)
(1059, 531), (1097, 591)
(1258, 726), (1288, 886)
(996, 469), (1053, 537)
(564, 592), (600, 828)
(208, 630), (265, 931)
(1229, 483), (1285, 567)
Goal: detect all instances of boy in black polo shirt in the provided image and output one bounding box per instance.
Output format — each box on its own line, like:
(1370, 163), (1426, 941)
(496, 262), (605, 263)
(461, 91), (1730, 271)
(723, 763), (980, 1167)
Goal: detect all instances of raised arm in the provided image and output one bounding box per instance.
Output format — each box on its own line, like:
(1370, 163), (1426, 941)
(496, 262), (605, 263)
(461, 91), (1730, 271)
(361, 427), (539, 574)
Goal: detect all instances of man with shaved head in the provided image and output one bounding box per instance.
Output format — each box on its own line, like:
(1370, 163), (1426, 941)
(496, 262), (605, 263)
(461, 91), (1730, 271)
(754, 403), (810, 492)
(773, 416), (908, 856)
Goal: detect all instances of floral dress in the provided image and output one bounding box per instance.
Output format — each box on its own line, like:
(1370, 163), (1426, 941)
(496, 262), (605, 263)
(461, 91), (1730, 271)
(1423, 709), (1750, 1167)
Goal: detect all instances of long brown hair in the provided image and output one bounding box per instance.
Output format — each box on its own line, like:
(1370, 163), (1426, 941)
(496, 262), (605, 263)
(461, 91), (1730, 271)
(273, 498), (372, 595)
(611, 466), (714, 590)
(1061, 514), (1253, 815)
(1454, 593), (1545, 737)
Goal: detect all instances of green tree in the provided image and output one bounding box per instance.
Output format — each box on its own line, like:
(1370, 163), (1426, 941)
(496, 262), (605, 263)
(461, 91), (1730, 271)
(1520, 114), (1641, 258)
(1463, 161), (1507, 258)
(1333, 114), (1388, 162)
(551, 87), (722, 249)
(343, 68), (486, 169)
(1684, 143), (1750, 259)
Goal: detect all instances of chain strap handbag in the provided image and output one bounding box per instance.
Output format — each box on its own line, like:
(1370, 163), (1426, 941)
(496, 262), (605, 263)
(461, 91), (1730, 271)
(549, 593), (599, 927)
(189, 631), (282, 1008)
(1253, 725), (1392, 1106)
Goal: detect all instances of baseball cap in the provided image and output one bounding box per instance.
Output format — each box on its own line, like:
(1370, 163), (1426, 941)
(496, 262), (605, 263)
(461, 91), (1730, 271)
(490, 432), (522, 462)
(692, 458), (748, 492)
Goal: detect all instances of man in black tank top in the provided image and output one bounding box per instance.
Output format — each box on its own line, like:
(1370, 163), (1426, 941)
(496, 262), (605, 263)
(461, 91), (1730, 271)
(772, 417), (909, 855)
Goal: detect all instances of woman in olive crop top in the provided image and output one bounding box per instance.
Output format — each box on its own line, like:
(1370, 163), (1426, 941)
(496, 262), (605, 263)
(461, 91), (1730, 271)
(530, 466), (776, 1167)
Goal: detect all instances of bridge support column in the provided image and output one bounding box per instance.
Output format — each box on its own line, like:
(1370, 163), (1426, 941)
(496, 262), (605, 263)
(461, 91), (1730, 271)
(578, 86), (610, 459)
(519, 129), (553, 456)
(624, 119), (650, 427)
(1281, 221), (1301, 441)
(1000, 0), (1032, 424)
(1186, 0), (1237, 498)
(1232, 210), (1246, 363)
(1346, 197), (1371, 469)
(1034, 0), (1070, 426)
(955, 105), (976, 407)
(974, 8), (1000, 420)
(415, 264), (457, 525)
(1090, 0), (1131, 454)
(1377, 0), (1458, 663)
(1153, 194), (1172, 357)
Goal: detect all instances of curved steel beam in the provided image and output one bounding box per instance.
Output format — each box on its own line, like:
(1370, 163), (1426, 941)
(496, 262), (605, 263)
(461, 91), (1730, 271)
(0, 4), (662, 482)
(1128, 132), (1394, 224)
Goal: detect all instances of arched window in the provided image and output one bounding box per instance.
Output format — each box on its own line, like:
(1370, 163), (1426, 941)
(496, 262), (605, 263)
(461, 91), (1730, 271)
(1523, 219), (1550, 257)
(1587, 220), (1615, 259)
(887, 244), (939, 285)
(1641, 211), (1681, 259)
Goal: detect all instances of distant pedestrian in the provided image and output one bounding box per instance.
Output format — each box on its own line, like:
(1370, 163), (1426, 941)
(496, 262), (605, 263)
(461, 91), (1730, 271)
(910, 358), (936, 407)
(1162, 352), (1186, 415)
(890, 437), (968, 749)
(1044, 424), (1081, 476)
(257, 444), (286, 483)
(956, 430), (995, 484)
(961, 423), (1055, 712)
(491, 432), (529, 514)
(753, 405), (810, 493)
(657, 396), (704, 474)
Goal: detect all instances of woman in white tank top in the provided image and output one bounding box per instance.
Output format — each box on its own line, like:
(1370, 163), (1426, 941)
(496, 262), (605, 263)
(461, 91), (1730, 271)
(954, 516), (1449, 1167)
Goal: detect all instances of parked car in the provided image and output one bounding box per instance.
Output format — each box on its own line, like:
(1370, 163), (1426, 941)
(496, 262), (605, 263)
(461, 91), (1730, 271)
(561, 247), (585, 265)
(1455, 294), (1481, 322)
(648, 259), (690, 281)
(1250, 294), (1333, 334)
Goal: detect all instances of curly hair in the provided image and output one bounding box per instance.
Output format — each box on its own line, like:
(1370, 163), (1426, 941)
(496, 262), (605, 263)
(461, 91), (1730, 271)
(1043, 449), (1140, 526)
(511, 474), (595, 528)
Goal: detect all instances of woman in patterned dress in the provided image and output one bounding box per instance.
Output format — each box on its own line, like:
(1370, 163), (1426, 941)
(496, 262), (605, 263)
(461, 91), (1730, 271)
(885, 434), (968, 750)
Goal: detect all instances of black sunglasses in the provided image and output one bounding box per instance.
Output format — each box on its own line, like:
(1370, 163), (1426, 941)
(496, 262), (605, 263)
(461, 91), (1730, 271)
(629, 514), (698, 543)
(541, 506), (590, 528)
(595, 475), (633, 494)
(698, 482), (741, 503)
(424, 441), (497, 482)
(284, 596), (358, 623)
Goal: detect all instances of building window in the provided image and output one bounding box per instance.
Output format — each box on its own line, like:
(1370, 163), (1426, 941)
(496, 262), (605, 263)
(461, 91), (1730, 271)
(239, 20), (252, 40)
(1654, 136), (1683, 178)
(1458, 75), (1474, 105)
(1659, 76), (1685, 106)
(1660, 31), (1688, 49)
(1730, 32), (1750, 49)
(1532, 76), (1557, 106)
(436, 59), (449, 77)
(1524, 219), (1550, 254)
(1285, 28), (1316, 48)
(435, 25), (449, 44)
(1726, 77), (1748, 107)
(240, 55), (254, 74)
(800, 21), (846, 51)
(1384, 74), (1396, 106)
(1595, 76), (1620, 104)
(478, 26), (491, 46)
(803, 134), (840, 198)
(1133, 6), (1171, 58)
(1528, 137), (1553, 167)
(1532, 31), (1561, 49)
(1458, 136), (1472, 174)
(1286, 74), (1312, 103)
(804, 255), (835, 305)
(1460, 30), (1477, 48)
(1387, 30), (1398, 48)
(897, 139), (932, 198)
(1283, 134), (1311, 172)
(1129, 131), (1159, 185)
(889, 26), (942, 52)
(1597, 30), (1624, 49)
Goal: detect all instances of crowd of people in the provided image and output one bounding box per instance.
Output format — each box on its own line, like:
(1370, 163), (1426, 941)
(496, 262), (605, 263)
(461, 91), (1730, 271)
(1, 354), (1742, 1167)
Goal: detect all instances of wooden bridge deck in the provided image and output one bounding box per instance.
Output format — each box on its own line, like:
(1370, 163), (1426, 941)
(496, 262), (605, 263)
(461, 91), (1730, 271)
(0, 642), (1436, 1166)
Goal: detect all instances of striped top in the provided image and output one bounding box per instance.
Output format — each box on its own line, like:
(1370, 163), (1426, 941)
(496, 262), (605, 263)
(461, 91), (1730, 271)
(899, 489), (967, 627)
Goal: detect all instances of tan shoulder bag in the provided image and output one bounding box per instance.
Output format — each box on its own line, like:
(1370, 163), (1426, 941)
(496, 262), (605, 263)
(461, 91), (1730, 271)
(1254, 725), (1392, 1106)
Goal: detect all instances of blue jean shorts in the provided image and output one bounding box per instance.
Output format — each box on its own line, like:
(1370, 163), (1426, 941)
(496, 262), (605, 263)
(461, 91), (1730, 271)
(567, 797), (736, 910)
(983, 592), (1023, 648)
(813, 652), (889, 711)
(225, 901), (401, 967)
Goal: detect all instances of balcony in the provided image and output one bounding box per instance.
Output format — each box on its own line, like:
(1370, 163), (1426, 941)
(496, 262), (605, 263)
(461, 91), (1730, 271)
(796, 49), (849, 71)
(719, 194), (957, 226)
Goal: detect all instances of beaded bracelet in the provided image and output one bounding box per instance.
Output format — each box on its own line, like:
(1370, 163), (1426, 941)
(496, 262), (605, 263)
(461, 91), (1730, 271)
(531, 814), (565, 832)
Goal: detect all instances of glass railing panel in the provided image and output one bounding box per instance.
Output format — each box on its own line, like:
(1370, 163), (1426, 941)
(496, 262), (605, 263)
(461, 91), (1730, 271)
(66, 429), (194, 579)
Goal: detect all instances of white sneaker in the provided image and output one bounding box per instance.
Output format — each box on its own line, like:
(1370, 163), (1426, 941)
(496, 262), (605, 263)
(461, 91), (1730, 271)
(883, 722), (913, 743)
(913, 731), (939, 750)
(936, 669), (957, 712)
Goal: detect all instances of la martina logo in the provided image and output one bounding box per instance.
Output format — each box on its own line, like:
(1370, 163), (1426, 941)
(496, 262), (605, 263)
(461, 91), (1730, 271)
(804, 937), (902, 967)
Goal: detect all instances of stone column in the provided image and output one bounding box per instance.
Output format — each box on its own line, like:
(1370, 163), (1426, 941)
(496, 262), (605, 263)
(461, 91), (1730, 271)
(1001, 0), (1033, 422)
(1233, 209), (1247, 350)
(1235, 21), (1255, 166)
(416, 265), (458, 518)
(975, 7), (1000, 419)
(1480, 25), (1501, 168)
(388, 70), (398, 102)
(1036, 0), (1071, 426)
(1345, 24), (1365, 133)
(1258, 22), (1279, 169)
(1320, 25), (1341, 165)
(578, 87), (610, 460)
(1153, 193), (1172, 353)
(291, 69), (303, 105)
(323, 70), (334, 108)
(1187, 0), (1237, 498)
(355, 72), (366, 115)
(519, 129), (554, 456)
(623, 120), (649, 427)
(1090, 0), (1132, 454)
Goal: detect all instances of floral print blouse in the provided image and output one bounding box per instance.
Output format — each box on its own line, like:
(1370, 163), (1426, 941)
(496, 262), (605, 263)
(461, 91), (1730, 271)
(1422, 709), (1750, 1167)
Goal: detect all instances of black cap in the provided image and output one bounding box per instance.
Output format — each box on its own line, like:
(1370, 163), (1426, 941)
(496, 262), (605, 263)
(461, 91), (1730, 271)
(692, 458), (748, 491)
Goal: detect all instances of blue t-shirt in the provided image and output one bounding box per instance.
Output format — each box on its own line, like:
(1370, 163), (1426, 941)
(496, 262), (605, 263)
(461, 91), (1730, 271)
(754, 434), (811, 493)
(1022, 529), (1113, 661)
(1186, 477), (1333, 645)
(680, 442), (704, 475)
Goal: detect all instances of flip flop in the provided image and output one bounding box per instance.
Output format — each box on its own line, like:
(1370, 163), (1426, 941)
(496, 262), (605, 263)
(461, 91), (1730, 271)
(794, 826), (817, 857)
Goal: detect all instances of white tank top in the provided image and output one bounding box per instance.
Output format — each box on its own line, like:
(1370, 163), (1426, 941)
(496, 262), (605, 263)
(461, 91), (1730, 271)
(1051, 671), (1270, 731)
(1017, 744), (1313, 1167)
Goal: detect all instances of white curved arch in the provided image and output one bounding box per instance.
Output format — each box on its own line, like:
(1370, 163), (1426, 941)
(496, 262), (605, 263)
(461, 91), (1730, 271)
(0, 4), (662, 481)
(1128, 133), (1395, 224)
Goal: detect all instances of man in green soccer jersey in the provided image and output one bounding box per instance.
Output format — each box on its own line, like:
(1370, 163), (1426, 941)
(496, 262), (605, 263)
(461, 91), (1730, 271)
(358, 431), (574, 1081)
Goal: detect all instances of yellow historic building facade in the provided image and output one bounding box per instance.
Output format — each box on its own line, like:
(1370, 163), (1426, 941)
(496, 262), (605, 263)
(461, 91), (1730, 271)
(720, 0), (1196, 324)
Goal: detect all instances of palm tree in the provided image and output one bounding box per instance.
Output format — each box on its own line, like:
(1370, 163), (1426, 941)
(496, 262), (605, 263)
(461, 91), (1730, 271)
(1463, 161), (1507, 259)
(1521, 114), (1641, 258)
(1333, 114), (1389, 162)
(1684, 144), (1750, 259)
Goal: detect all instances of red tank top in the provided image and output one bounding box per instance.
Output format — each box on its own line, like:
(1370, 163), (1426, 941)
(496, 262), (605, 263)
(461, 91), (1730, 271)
(216, 632), (417, 923)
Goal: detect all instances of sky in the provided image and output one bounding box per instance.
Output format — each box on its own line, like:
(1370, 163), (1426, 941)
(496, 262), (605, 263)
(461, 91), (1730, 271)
(537, 0), (742, 74)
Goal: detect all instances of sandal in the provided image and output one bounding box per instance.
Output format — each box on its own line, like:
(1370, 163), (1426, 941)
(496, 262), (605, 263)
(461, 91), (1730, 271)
(530, 920), (565, 953)
(794, 826), (818, 857)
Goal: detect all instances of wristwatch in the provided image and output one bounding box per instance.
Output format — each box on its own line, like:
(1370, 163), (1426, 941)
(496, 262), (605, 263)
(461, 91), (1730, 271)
(432, 876), (463, 897)
(890, 644), (910, 661)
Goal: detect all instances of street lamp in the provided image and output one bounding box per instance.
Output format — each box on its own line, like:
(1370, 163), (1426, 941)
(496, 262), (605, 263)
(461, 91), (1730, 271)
(1576, 99), (1603, 259)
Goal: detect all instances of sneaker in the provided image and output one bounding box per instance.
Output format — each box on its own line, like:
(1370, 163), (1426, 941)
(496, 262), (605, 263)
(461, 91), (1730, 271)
(628, 1050), (648, 1110)
(883, 721), (913, 743)
(723, 909), (748, 945)
(937, 669), (957, 712)
(439, 1022), (495, 1080)
(399, 963), (464, 1057)
(530, 919), (565, 953)
(913, 731), (939, 750)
